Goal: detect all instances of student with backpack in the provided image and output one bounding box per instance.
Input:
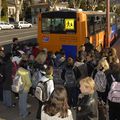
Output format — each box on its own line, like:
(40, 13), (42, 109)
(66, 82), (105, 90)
(16, 60), (32, 118)
(107, 64), (120, 120)
(36, 65), (54, 120)
(92, 58), (109, 103)
(76, 77), (98, 120)
(61, 57), (78, 108)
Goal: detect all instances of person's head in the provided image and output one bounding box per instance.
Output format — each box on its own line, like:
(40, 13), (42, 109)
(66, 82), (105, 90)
(0, 46), (5, 57)
(19, 60), (28, 69)
(35, 50), (47, 64)
(79, 77), (95, 94)
(79, 45), (85, 52)
(21, 53), (28, 61)
(67, 56), (74, 66)
(85, 37), (90, 43)
(45, 65), (53, 76)
(86, 53), (93, 62)
(29, 54), (34, 61)
(44, 85), (69, 118)
(109, 47), (117, 56)
(12, 37), (18, 44)
(0, 46), (4, 51)
(97, 58), (109, 72)
(59, 53), (66, 63)
(76, 56), (84, 62)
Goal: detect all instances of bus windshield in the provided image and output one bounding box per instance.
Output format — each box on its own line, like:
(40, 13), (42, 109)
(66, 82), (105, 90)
(41, 11), (76, 34)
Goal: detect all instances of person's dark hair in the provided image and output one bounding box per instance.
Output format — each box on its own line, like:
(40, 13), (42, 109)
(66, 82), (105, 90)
(111, 64), (120, 82)
(44, 85), (69, 118)
(19, 60), (28, 69)
(13, 37), (18, 42)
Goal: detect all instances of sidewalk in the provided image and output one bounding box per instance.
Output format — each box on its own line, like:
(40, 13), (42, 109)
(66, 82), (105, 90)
(0, 96), (38, 120)
(0, 95), (76, 120)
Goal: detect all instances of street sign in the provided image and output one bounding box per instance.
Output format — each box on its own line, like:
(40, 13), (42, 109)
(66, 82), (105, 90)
(65, 19), (75, 30)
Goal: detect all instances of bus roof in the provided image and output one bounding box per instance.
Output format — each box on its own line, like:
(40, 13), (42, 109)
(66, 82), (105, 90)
(41, 9), (115, 16)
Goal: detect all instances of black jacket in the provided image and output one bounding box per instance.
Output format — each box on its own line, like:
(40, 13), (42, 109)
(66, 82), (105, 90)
(76, 94), (98, 120)
(3, 60), (13, 90)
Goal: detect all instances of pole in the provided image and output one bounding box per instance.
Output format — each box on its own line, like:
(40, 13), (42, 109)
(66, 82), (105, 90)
(106, 0), (110, 47)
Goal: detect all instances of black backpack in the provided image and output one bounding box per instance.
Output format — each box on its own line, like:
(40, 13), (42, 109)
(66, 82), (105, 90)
(64, 67), (76, 87)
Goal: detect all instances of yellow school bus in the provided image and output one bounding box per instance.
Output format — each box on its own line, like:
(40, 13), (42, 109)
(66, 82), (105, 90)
(37, 9), (117, 58)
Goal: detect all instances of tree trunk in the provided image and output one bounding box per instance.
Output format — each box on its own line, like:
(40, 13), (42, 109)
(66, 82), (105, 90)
(14, 0), (23, 22)
(16, 8), (20, 22)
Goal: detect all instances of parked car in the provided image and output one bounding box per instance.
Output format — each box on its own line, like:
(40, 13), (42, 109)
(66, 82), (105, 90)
(0, 22), (14, 30)
(14, 21), (32, 29)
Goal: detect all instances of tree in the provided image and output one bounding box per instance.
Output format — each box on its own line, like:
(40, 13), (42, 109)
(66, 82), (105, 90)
(22, 0), (34, 21)
(1, 0), (7, 17)
(14, 0), (23, 22)
(68, 0), (84, 8)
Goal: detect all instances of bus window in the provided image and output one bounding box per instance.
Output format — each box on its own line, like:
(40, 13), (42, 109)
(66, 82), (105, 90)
(42, 18), (51, 33)
(101, 16), (106, 30)
(42, 17), (76, 34)
(41, 11), (76, 34)
(94, 16), (101, 32)
(88, 16), (94, 35)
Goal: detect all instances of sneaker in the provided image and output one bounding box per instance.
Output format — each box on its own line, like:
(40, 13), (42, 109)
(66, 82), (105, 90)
(12, 103), (16, 107)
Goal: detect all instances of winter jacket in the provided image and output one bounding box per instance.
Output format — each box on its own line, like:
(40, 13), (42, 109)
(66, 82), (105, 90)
(17, 67), (32, 92)
(76, 94), (98, 120)
(3, 60), (13, 90)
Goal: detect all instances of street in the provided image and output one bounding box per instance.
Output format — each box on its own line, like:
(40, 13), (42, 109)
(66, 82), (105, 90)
(0, 25), (37, 46)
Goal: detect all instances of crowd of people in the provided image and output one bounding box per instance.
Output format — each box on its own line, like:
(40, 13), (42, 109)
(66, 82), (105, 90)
(0, 37), (120, 120)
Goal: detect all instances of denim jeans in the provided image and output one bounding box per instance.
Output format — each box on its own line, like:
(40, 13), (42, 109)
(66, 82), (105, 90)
(19, 91), (28, 118)
(3, 90), (12, 107)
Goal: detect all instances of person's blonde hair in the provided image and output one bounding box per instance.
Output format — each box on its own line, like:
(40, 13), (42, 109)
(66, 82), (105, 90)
(97, 58), (109, 71)
(80, 77), (95, 92)
(35, 50), (47, 64)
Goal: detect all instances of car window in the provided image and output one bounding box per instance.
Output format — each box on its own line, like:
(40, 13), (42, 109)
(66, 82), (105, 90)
(4, 23), (8, 25)
(24, 21), (28, 24)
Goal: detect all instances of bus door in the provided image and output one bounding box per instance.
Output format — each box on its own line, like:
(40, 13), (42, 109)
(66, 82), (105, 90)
(62, 45), (77, 59)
